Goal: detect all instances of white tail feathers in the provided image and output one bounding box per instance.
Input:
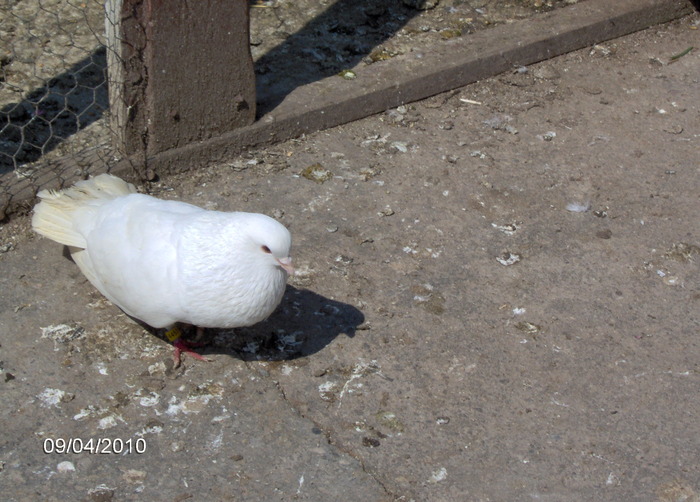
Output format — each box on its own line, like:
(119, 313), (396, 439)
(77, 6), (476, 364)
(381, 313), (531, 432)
(32, 174), (137, 248)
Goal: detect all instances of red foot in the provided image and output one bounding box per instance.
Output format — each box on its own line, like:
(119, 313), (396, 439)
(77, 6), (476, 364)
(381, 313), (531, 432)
(173, 338), (211, 367)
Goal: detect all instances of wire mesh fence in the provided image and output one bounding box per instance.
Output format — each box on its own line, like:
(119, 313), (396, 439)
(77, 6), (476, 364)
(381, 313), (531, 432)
(0, 0), (119, 216)
(0, 0), (116, 173)
(0, 0), (260, 218)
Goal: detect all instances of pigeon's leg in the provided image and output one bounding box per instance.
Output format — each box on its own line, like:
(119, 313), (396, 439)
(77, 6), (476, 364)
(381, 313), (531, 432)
(173, 338), (210, 367)
(164, 326), (211, 367)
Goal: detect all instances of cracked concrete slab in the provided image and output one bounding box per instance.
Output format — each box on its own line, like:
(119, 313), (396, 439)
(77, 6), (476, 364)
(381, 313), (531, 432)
(1, 9), (700, 502)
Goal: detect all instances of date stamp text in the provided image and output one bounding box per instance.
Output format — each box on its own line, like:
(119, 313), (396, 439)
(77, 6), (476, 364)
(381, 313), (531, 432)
(43, 437), (146, 455)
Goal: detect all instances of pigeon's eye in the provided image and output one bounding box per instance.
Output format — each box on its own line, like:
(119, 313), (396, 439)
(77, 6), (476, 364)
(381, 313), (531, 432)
(261, 245), (272, 254)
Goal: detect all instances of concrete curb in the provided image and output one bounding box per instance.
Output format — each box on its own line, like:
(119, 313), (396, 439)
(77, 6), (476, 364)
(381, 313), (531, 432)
(1, 0), (694, 218)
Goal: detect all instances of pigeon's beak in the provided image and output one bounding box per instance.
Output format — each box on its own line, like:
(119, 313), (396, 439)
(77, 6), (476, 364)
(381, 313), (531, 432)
(277, 257), (295, 276)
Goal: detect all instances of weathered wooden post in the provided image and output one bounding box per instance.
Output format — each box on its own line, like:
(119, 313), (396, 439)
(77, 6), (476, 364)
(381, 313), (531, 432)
(105, 0), (255, 179)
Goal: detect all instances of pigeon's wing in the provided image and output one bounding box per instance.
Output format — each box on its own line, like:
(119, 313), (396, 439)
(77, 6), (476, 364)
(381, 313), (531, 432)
(72, 193), (203, 328)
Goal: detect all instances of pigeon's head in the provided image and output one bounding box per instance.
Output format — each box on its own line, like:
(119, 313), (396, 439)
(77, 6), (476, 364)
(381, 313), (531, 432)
(237, 213), (294, 277)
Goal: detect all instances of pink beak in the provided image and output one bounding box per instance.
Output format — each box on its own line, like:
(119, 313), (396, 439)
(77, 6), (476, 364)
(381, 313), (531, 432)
(277, 257), (295, 276)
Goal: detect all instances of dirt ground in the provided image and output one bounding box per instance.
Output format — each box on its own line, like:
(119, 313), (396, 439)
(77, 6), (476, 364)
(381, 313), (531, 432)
(1, 10), (699, 502)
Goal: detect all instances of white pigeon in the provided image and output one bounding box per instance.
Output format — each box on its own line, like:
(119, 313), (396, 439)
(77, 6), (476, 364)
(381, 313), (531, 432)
(32, 173), (294, 365)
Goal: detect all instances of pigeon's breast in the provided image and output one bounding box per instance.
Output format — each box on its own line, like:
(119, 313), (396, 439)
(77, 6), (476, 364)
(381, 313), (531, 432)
(180, 265), (287, 328)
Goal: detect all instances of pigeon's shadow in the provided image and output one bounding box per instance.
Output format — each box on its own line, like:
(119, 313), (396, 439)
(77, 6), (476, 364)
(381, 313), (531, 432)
(176, 285), (364, 362)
